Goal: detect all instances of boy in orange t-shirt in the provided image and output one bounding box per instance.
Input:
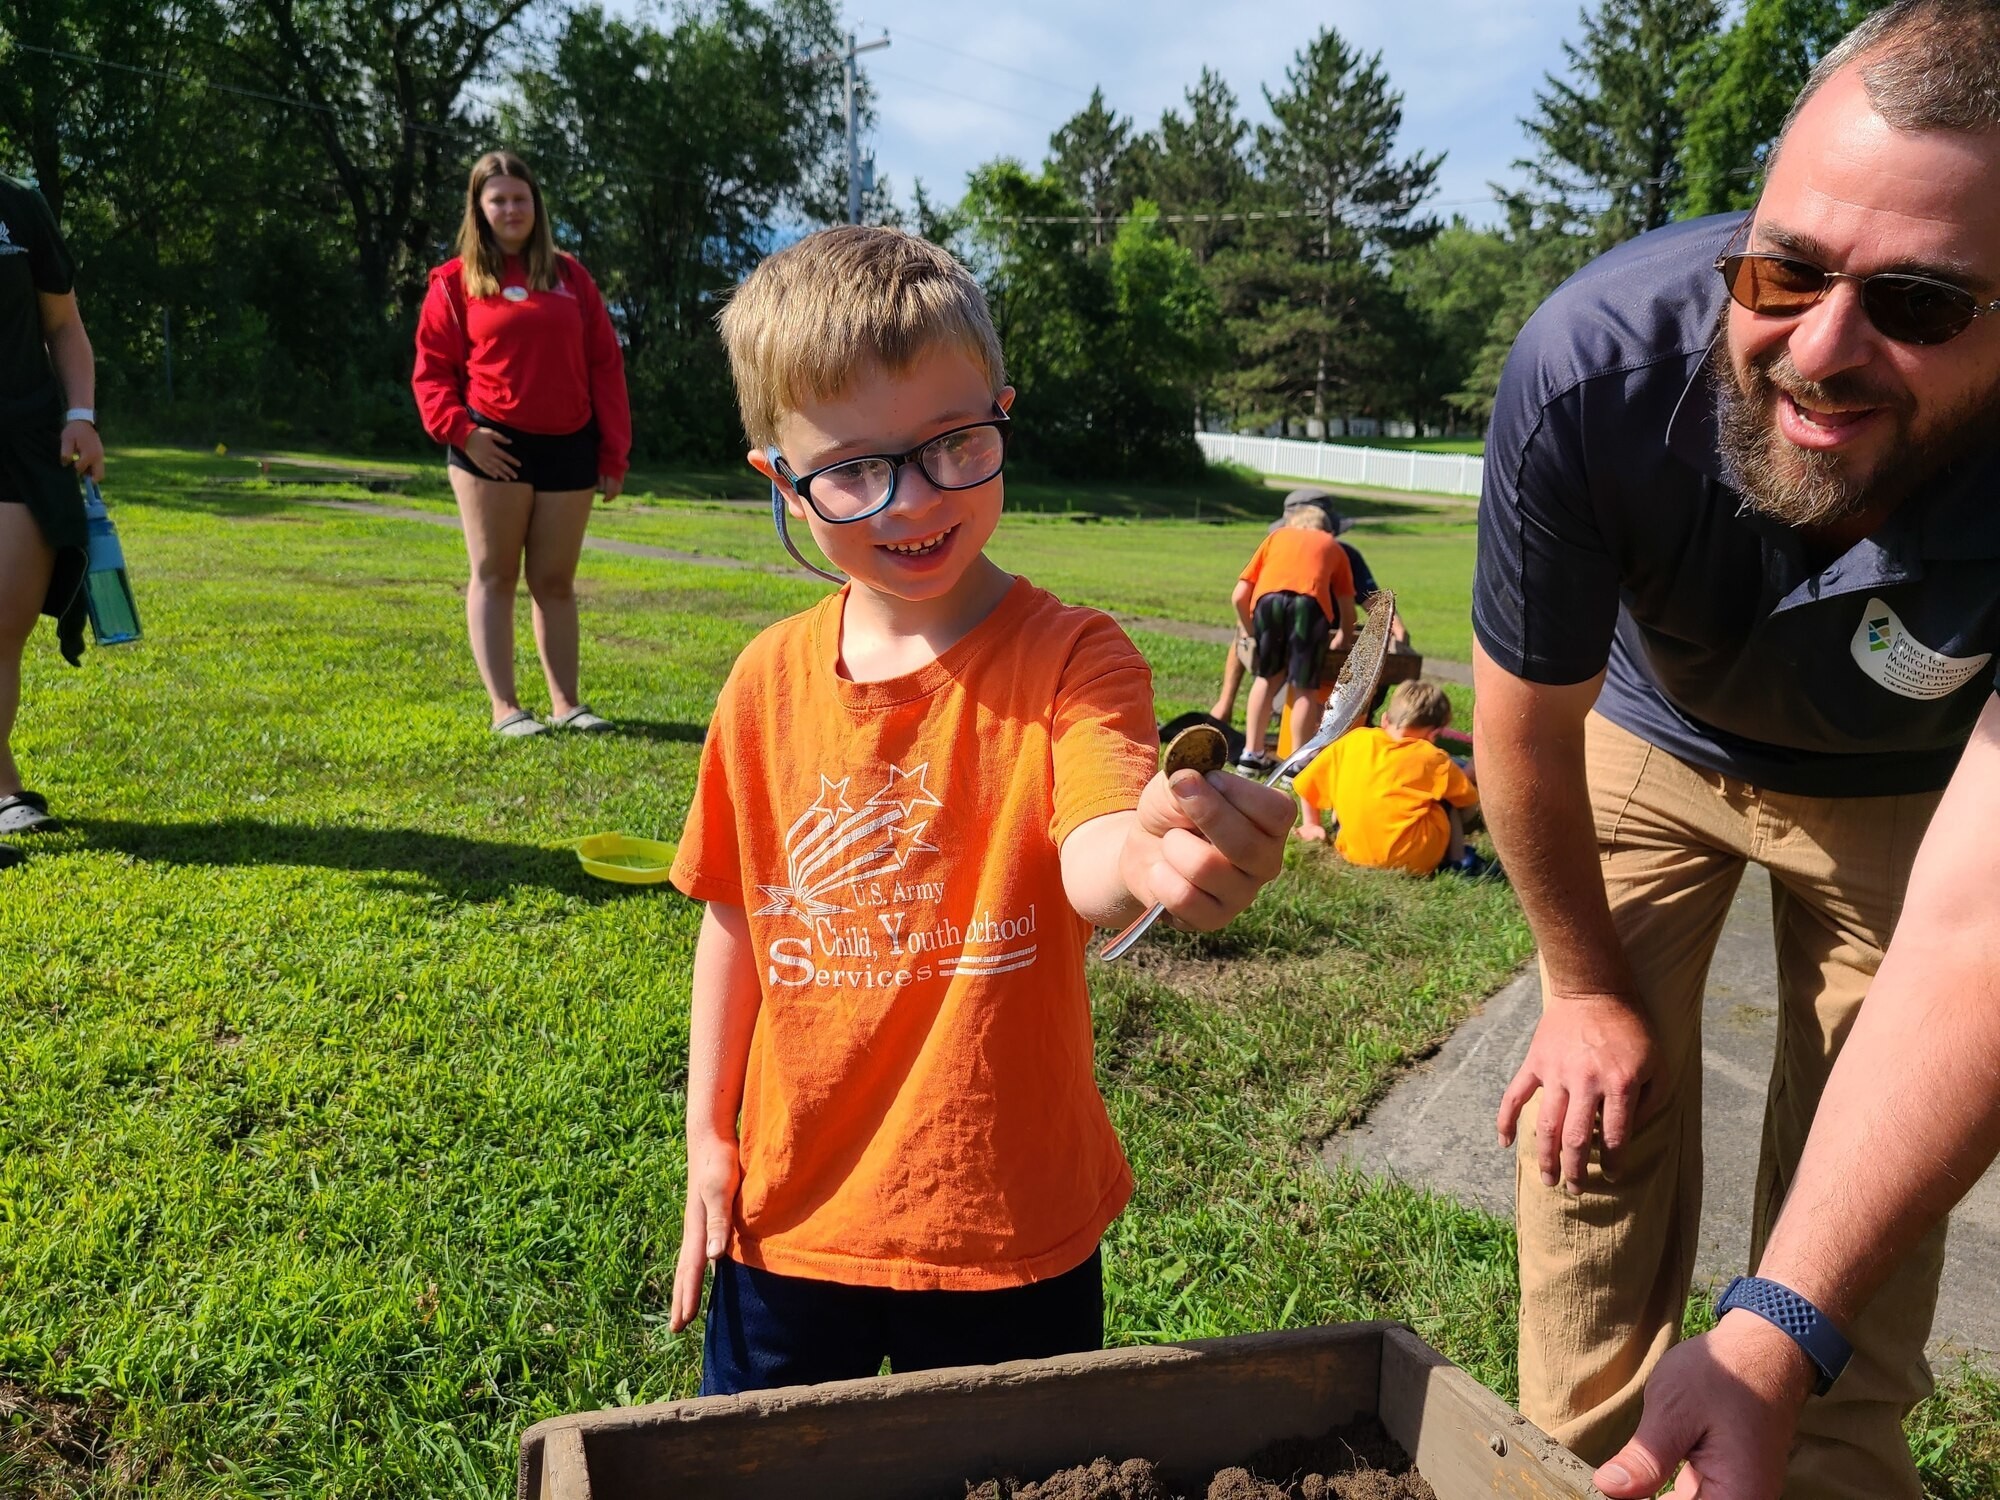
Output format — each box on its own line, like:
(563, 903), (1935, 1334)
(666, 226), (1295, 1394)
(1292, 680), (1487, 877)
(1231, 508), (1356, 771)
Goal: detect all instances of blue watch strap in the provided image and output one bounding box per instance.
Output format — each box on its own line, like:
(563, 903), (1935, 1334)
(1714, 1276), (1852, 1395)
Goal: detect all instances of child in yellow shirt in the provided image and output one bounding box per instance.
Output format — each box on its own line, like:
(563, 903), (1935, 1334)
(1292, 680), (1488, 877)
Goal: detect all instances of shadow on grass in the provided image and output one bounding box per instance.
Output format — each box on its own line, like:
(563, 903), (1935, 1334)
(606, 718), (707, 746)
(69, 818), (668, 903)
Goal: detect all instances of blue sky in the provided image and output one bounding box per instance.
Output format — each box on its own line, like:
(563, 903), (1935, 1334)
(806, 1), (1582, 227)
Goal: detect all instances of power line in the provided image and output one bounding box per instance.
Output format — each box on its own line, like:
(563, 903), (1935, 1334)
(871, 67), (1067, 130)
(891, 28), (1096, 101)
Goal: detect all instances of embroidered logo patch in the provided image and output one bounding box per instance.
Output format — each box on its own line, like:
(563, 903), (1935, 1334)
(1850, 596), (1991, 700)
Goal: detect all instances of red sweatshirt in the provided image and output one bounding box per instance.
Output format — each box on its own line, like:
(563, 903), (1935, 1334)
(411, 252), (632, 479)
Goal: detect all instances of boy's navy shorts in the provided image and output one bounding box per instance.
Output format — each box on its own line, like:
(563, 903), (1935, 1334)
(447, 411), (599, 491)
(1251, 589), (1332, 692)
(699, 1248), (1103, 1395)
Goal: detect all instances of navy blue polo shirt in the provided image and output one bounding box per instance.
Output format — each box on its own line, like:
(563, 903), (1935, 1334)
(1473, 213), (2000, 797)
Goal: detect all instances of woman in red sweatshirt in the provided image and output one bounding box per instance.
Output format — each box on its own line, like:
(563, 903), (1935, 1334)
(412, 149), (631, 736)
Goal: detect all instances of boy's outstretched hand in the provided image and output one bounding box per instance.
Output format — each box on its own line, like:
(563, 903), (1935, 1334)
(669, 1134), (742, 1333)
(1118, 768), (1294, 930)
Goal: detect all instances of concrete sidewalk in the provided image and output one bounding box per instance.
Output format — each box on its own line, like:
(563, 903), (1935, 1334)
(1330, 866), (2000, 1355)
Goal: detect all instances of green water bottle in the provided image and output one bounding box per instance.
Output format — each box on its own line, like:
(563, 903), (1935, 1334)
(82, 478), (142, 645)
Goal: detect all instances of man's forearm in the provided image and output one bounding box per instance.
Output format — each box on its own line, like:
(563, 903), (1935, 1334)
(1472, 648), (1633, 996)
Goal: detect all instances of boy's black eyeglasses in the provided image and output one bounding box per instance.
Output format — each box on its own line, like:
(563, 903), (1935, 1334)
(1716, 251), (2000, 347)
(769, 409), (1010, 524)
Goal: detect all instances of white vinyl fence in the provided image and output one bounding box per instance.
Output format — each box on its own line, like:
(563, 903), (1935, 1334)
(1196, 431), (1484, 499)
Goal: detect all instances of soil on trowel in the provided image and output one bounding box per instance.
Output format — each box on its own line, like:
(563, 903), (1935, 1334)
(962, 1417), (1435, 1500)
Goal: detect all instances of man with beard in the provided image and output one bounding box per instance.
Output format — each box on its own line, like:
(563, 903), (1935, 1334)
(1471, 3), (2000, 1496)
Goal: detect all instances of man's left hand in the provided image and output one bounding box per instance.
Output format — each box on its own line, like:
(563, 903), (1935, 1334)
(1120, 768), (1293, 929)
(61, 420), (105, 482)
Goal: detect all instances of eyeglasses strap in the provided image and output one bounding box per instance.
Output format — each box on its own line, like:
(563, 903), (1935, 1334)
(768, 451), (845, 585)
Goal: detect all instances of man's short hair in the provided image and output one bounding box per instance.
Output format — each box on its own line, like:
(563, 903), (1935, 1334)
(1382, 680), (1452, 733)
(718, 226), (1007, 448)
(1284, 505), (1331, 532)
(1782, 0), (2000, 141)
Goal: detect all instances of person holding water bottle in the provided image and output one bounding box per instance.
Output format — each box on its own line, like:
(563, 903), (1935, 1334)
(0, 170), (105, 871)
(412, 150), (631, 737)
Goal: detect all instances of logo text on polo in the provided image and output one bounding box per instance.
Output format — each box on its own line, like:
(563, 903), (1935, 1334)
(1851, 597), (1991, 700)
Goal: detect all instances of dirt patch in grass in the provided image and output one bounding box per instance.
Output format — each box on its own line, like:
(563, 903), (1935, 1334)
(0, 1380), (137, 1497)
(965, 1418), (1434, 1499)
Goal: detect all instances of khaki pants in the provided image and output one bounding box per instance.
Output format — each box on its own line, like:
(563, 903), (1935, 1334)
(1517, 714), (1947, 1500)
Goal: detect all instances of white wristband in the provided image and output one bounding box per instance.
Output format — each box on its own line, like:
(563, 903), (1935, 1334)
(64, 407), (96, 426)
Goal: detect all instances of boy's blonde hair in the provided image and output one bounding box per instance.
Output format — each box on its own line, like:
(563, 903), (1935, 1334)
(1285, 506), (1331, 532)
(718, 226), (1007, 448)
(1382, 680), (1452, 733)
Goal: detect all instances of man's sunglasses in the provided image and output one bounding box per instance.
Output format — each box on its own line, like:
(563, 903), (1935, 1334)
(1716, 251), (2000, 347)
(770, 409), (1011, 525)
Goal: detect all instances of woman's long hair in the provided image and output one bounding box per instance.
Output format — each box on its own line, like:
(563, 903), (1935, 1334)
(455, 150), (560, 299)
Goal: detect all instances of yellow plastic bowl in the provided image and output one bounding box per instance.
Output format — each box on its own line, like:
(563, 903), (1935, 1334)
(570, 832), (679, 885)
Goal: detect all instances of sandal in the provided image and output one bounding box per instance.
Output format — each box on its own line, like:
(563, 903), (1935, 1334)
(0, 790), (55, 834)
(492, 710), (547, 737)
(550, 705), (612, 733)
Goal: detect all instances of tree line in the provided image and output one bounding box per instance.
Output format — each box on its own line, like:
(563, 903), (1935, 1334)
(0, 0), (1886, 476)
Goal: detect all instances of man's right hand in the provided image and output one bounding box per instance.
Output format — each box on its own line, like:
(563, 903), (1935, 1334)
(1594, 1311), (1815, 1499)
(1497, 990), (1659, 1191)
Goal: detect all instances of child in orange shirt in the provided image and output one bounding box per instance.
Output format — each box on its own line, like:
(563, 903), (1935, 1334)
(666, 226), (1295, 1394)
(1292, 680), (1488, 877)
(1231, 508), (1356, 772)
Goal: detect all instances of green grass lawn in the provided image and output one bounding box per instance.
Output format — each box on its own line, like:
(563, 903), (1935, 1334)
(3, 449), (1993, 1498)
(169, 447), (1484, 664)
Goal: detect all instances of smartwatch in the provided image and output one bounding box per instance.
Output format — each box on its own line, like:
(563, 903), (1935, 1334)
(64, 407), (97, 426)
(1714, 1276), (1852, 1395)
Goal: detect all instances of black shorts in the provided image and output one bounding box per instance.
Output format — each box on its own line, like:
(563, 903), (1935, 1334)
(699, 1248), (1103, 1395)
(447, 411), (599, 491)
(1252, 589), (1331, 692)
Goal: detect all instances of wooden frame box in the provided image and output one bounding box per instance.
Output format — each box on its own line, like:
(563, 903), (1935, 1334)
(517, 1322), (1601, 1500)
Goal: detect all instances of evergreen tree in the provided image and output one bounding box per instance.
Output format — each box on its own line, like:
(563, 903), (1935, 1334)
(1047, 87), (1137, 246)
(1136, 68), (1251, 263)
(1675, 0), (1886, 216)
(1216, 27), (1439, 435)
(1519, 0), (1723, 245)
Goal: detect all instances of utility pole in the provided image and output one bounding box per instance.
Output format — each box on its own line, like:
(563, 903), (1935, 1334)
(808, 29), (890, 224)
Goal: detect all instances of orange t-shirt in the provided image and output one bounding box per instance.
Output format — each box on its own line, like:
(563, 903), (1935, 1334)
(1238, 529), (1355, 622)
(669, 576), (1157, 1291)
(1291, 727), (1478, 875)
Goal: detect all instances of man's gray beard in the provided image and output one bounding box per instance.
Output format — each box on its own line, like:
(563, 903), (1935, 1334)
(1716, 339), (2000, 530)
